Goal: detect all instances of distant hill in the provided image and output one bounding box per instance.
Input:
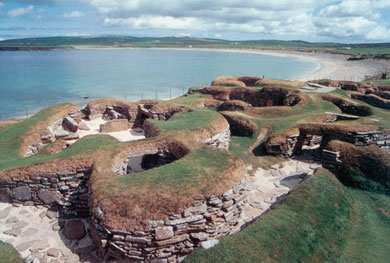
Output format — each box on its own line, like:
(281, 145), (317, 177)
(0, 36), (389, 56)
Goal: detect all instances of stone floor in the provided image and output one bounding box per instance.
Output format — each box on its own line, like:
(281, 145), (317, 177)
(0, 203), (100, 263)
(236, 159), (321, 230)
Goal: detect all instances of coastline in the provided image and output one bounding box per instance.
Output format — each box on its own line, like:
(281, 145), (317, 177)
(1, 47), (388, 121)
(72, 46), (390, 82)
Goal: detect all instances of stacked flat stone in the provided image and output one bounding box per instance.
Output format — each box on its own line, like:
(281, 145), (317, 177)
(266, 129), (390, 157)
(89, 177), (248, 262)
(0, 168), (92, 218)
(201, 126), (231, 150)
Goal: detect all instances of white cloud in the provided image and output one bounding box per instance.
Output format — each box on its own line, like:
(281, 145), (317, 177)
(314, 0), (390, 41)
(0, 2), (4, 7)
(65, 32), (89, 36)
(8, 5), (34, 17)
(104, 16), (199, 30)
(64, 10), (85, 18)
(85, 0), (390, 41)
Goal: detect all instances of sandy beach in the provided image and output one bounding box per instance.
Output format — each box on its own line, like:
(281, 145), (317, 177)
(250, 49), (390, 82)
(73, 46), (390, 82)
(168, 48), (390, 82)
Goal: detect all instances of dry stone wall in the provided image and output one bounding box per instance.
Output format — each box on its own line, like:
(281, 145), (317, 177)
(320, 150), (342, 172)
(0, 168), (92, 218)
(89, 176), (248, 262)
(266, 129), (390, 156)
(201, 126), (231, 150)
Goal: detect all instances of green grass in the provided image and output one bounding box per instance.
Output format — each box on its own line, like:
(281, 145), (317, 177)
(149, 109), (220, 133)
(186, 169), (354, 263)
(0, 241), (22, 263)
(171, 94), (207, 106)
(186, 169), (390, 263)
(115, 146), (237, 191)
(370, 79), (390, 85)
(326, 141), (390, 195)
(336, 190), (390, 263)
(1, 36), (389, 56)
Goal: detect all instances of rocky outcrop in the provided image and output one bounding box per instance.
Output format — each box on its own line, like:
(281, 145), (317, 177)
(89, 176), (248, 262)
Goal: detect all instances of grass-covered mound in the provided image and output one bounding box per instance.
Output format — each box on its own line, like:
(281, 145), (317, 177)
(326, 140), (390, 195)
(0, 241), (22, 263)
(186, 169), (390, 263)
(91, 139), (246, 231)
(186, 169), (354, 263)
(0, 104), (111, 171)
(0, 98), (245, 231)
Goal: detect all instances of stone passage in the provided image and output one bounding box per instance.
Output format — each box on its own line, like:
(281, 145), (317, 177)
(89, 177), (248, 262)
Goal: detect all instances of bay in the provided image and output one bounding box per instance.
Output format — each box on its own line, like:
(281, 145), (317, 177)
(0, 49), (319, 120)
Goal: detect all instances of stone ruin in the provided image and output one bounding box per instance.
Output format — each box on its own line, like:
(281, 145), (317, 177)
(24, 100), (192, 157)
(312, 80), (390, 110)
(265, 124), (390, 158)
(190, 86), (303, 108)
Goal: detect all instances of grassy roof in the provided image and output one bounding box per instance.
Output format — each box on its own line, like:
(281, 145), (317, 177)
(186, 169), (390, 263)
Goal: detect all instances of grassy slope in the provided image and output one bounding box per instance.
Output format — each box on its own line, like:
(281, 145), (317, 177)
(186, 169), (390, 263)
(0, 241), (22, 263)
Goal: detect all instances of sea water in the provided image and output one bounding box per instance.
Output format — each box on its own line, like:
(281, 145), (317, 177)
(0, 49), (318, 120)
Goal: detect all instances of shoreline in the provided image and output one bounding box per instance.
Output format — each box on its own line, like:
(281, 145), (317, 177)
(71, 46), (389, 82)
(1, 47), (388, 121)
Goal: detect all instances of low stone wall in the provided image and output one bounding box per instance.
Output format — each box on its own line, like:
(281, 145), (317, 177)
(0, 168), (92, 218)
(100, 119), (130, 133)
(266, 128), (390, 156)
(320, 150), (342, 172)
(89, 176), (248, 262)
(201, 125), (230, 150)
(266, 133), (300, 157)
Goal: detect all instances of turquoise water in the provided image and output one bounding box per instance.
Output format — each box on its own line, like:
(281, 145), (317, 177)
(0, 49), (318, 120)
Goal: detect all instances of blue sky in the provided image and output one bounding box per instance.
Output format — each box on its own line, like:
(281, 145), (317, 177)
(0, 0), (389, 42)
